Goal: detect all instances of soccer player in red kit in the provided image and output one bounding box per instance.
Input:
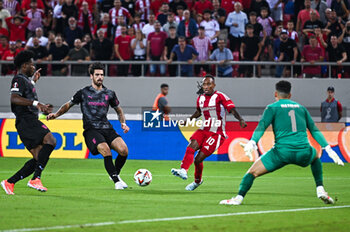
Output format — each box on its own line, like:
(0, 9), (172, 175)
(171, 74), (247, 190)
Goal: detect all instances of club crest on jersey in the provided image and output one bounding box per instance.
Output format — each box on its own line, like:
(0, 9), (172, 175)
(13, 82), (18, 88)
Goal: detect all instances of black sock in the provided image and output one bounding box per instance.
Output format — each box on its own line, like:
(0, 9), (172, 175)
(115, 155), (127, 175)
(32, 144), (55, 180)
(8, 159), (37, 184)
(104, 156), (119, 183)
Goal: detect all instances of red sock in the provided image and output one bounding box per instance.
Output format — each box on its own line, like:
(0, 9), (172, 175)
(194, 162), (203, 184)
(180, 147), (195, 170)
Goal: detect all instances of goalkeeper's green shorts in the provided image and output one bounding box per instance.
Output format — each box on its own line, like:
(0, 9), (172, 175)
(261, 146), (317, 172)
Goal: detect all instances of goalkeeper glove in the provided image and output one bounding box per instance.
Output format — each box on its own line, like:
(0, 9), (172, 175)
(240, 140), (257, 161)
(324, 145), (344, 166)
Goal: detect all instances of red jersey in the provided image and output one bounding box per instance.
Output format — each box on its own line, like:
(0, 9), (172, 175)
(220, 0), (234, 14)
(109, 7), (131, 26)
(150, 0), (168, 15)
(193, 0), (213, 15)
(75, 0), (96, 13)
(2, 49), (16, 74)
(147, 31), (167, 57)
(6, 16), (31, 42)
(0, 27), (9, 37)
(302, 45), (323, 75)
(135, 0), (151, 21)
(21, 0), (44, 10)
(196, 91), (235, 137)
(114, 35), (132, 60)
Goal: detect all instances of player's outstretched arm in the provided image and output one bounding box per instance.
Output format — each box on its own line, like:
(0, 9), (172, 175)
(11, 93), (48, 112)
(31, 68), (42, 83)
(114, 106), (129, 133)
(230, 108), (247, 128)
(47, 101), (74, 120)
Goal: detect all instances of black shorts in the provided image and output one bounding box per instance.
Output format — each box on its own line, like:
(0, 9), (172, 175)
(83, 128), (120, 155)
(15, 117), (51, 151)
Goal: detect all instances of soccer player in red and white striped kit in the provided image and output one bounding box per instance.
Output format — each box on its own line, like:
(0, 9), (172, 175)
(171, 74), (247, 190)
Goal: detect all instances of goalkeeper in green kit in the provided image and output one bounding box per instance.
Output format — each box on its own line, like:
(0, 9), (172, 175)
(220, 81), (344, 206)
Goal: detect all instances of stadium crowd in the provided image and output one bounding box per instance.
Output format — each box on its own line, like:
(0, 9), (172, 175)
(0, 0), (349, 77)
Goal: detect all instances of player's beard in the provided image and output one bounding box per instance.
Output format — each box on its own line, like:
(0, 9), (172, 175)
(93, 78), (103, 87)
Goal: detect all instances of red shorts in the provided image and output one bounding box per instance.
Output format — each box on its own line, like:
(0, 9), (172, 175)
(190, 129), (225, 156)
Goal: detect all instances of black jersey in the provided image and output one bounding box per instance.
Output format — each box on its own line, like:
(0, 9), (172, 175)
(10, 73), (39, 118)
(71, 86), (120, 130)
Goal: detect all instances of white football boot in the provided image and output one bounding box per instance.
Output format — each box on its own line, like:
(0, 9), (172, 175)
(171, 168), (188, 180)
(185, 180), (203, 191)
(219, 195), (244, 205)
(110, 175), (128, 189)
(317, 186), (334, 204)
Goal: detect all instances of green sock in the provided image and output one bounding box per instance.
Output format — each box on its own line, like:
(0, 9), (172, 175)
(311, 158), (323, 187)
(238, 173), (255, 197)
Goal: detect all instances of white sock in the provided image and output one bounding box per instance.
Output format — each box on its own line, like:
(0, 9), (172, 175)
(316, 186), (325, 193)
(235, 195), (244, 201)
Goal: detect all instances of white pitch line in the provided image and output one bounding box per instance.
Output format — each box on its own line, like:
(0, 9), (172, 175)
(1, 205), (349, 232)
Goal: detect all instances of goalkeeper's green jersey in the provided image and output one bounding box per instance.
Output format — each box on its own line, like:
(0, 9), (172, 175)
(251, 99), (328, 149)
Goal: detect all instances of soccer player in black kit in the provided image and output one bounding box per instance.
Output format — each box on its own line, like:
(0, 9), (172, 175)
(47, 62), (130, 190)
(1, 50), (57, 195)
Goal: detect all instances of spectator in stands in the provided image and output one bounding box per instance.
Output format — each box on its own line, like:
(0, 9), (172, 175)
(302, 9), (324, 37)
(163, 26), (178, 76)
(77, 1), (94, 36)
(170, 0), (187, 14)
(266, 0), (283, 24)
(273, 25), (283, 77)
(28, 36), (49, 76)
(257, 7), (275, 41)
(52, 0), (64, 35)
(62, 38), (90, 76)
(0, 0), (10, 29)
(312, 0), (328, 24)
(5, 15), (30, 42)
(163, 13), (178, 36)
(277, 29), (300, 77)
(192, 0), (213, 18)
(325, 9), (345, 36)
(142, 12), (156, 38)
(48, 35), (69, 75)
(1, 40), (16, 75)
(91, 28), (113, 61)
(46, 31), (56, 50)
(177, 9), (198, 39)
(301, 35), (323, 77)
(168, 36), (198, 77)
(296, 0), (319, 33)
(195, 12), (203, 27)
(220, 0), (234, 15)
(61, 0), (78, 26)
(114, 24), (132, 76)
(338, 21), (350, 77)
(0, 35), (8, 57)
(100, 0), (114, 13)
(115, 15), (126, 37)
(174, 5), (184, 24)
(26, 27), (48, 48)
(192, 26), (211, 76)
(82, 33), (92, 53)
(21, 0), (44, 14)
(93, 13), (113, 41)
(147, 20), (167, 76)
(331, 0), (349, 20)
(75, 0), (97, 21)
(26, 0), (45, 37)
(225, 2), (248, 52)
(157, 2), (170, 26)
(15, 40), (24, 53)
(0, 19), (8, 37)
(321, 35), (347, 77)
(250, 0), (270, 17)
(3, 0), (21, 17)
(287, 20), (299, 43)
(201, 9), (220, 49)
(135, 0), (151, 22)
(131, 29), (147, 76)
(239, 24), (263, 77)
(248, 11), (264, 39)
(127, 26), (135, 38)
(209, 38), (233, 77)
(132, 13), (145, 32)
(64, 17), (83, 48)
(109, 0), (133, 26)
(122, 0), (135, 18)
(150, 0), (167, 15)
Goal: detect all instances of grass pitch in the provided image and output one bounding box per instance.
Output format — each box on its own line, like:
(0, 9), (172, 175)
(0, 158), (349, 232)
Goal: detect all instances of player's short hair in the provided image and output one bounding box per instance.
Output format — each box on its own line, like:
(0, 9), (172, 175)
(161, 83), (169, 89)
(14, 50), (34, 69)
(89, 62), (105, 75)
(204, 74), (215, 82)
(276, 81), (291, 95)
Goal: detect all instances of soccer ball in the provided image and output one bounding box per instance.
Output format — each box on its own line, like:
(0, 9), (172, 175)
(134, 169), (152, 186)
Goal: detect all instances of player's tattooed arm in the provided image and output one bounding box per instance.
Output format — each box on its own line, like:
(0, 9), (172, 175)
(230, 108), (247, 128)
(11, 94), (49, 112)
(47, 101), (75, 120)
(114, 106), (129, 133)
